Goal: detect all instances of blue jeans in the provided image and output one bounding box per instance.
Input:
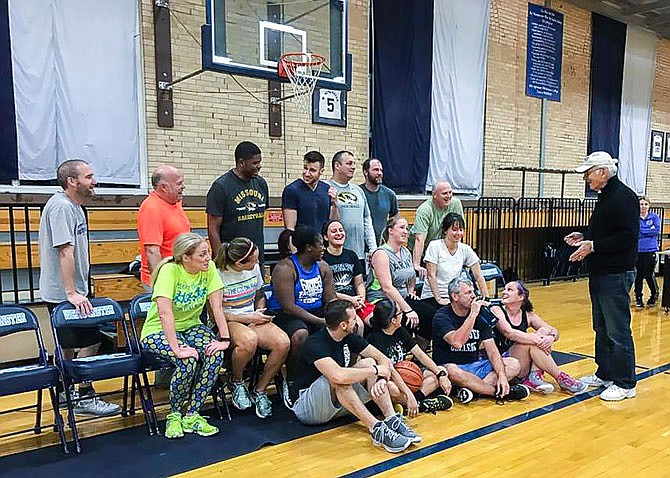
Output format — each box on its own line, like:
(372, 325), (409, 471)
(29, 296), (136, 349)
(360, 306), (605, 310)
(588, 270), (637, 389)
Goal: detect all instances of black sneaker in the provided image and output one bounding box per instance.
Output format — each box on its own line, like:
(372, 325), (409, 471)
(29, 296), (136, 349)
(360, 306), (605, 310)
(453, 386), (475, 404)
(501, 384), (531, 401)
(647, 297), (657, 307)
(371, 421), (412, 453)
(419, 395), (453, 414)
(635, 299), (644, 308)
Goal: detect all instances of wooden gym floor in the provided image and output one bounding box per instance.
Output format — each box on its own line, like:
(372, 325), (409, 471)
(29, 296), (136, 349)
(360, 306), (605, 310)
(1, 279), (669, 477)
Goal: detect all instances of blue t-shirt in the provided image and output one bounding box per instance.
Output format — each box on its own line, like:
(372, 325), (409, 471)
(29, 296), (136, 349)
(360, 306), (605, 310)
(281, 179), (332, 230)
(360, 184), (399, 242)
(267, 254), (323, 312)
(432, 304), (493, 366)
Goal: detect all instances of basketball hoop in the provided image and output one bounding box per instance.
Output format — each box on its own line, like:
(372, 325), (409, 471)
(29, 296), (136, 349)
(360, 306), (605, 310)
(278, 52), (325, 112)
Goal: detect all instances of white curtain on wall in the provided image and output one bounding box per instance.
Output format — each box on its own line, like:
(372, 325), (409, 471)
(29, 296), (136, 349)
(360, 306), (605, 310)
(426, 0), (489, 195)
(9, 0), (141, 184)
(618, 26), (656, 195)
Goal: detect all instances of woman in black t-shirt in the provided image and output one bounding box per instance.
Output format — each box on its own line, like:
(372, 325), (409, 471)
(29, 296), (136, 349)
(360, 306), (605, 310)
(322, 220), (375, 324)
(367, 299), (453, 414)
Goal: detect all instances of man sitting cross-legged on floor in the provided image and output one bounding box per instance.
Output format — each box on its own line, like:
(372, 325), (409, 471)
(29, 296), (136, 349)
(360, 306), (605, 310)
(432, 277), (530, 402)
(291, 299), (420, 453)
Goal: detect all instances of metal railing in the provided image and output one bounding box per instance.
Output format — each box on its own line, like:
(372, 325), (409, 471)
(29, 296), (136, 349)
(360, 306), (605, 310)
(0, 200), (665, 304)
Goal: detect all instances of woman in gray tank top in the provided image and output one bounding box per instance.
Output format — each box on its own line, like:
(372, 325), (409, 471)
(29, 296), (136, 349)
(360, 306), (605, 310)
(368, 216), (437, 341)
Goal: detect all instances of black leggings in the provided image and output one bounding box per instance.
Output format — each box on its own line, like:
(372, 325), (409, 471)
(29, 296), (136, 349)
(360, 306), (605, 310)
(635, 252), (658, 301)
(405, 297), (439, 340)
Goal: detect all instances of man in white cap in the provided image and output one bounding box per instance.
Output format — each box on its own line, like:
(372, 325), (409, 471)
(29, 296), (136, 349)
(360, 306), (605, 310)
(564, 151), (639, 402)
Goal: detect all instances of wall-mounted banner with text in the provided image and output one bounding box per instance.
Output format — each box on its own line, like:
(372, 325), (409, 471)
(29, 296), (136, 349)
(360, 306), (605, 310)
(525, 3), (563, 102)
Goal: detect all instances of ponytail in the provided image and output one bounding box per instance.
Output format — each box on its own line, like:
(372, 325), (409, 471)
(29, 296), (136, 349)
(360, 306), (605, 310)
(370, 299), (396, 331)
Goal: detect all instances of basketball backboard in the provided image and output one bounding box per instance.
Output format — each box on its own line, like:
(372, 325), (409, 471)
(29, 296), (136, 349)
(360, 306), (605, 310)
(202, 0), (351, 91)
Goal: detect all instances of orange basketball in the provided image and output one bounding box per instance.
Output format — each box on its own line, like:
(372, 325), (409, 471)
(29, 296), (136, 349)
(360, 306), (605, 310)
(394, 360), (423, 392)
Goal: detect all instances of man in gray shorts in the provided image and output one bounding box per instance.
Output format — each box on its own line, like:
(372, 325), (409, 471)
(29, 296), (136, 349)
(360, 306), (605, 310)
(291, 300), (419, 453)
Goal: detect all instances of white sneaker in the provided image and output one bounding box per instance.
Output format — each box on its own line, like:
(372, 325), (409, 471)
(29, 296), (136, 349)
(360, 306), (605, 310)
(600, 384), (636, 401)
(580, 374), (613, 388)
(73, 396), (122, 416)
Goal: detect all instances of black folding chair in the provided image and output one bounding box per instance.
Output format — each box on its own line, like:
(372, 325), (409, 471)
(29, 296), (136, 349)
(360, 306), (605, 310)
(50, 297), (154, 452)
(128, 293), (230, 431)
(0, 305), (68, 453)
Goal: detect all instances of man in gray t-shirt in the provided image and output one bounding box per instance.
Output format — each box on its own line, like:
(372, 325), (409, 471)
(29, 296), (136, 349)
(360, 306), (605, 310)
(327, 151), (377, 261)
(39, 159), (120, 417)
(360, 158), (399, 243)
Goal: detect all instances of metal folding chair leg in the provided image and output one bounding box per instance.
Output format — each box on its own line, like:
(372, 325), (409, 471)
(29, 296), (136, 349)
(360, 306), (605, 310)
(34, 389), (43, 434)
(48, 387), (69, 454)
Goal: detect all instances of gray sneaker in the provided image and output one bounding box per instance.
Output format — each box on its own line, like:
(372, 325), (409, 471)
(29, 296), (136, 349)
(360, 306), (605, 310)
(73, 396), (121, 416)
(58, 387), (78, 406)
(281, 379), (294, 410)
(252, 391), (273, 419)
(580, 374), (613, 388)
(371, 421), (412, 453)
(231, 381), (252, 410)
(383, 413), (421, 443)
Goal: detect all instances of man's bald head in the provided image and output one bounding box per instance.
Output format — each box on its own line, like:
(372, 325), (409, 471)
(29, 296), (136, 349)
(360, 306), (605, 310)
(431, 181), (453, 209)
(152, 165), (185, 204)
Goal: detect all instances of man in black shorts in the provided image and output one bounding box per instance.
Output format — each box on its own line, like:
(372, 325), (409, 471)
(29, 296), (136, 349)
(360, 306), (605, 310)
(432, 278), (530, 402)
(39, 159), (121, 416)
(291, 300), (419, 453)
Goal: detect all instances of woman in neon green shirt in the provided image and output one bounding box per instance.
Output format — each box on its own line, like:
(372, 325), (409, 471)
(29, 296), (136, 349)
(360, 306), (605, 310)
(141, 233), (230, 439)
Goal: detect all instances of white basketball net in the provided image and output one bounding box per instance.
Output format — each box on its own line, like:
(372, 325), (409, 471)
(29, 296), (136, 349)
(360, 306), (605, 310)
(280, 53), (325, 113)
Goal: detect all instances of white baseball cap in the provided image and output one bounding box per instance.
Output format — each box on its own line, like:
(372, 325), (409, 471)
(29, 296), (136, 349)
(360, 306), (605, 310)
(575, 151), (618, 173)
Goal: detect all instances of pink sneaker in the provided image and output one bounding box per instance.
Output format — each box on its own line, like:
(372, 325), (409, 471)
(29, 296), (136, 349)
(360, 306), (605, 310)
(557, 371), (588, 394)
(522, 370), (554, 394)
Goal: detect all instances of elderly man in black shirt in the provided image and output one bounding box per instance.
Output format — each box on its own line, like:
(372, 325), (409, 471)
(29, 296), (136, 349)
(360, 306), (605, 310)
(565, 151), (639, 402)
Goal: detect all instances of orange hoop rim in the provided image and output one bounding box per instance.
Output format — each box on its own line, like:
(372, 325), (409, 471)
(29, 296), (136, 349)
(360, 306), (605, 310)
(280, 52), (326, 68)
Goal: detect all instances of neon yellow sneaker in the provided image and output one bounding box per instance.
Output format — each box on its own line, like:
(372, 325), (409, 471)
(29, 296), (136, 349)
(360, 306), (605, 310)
(181, 413), (219, 437)
(165, 412), (184, 439)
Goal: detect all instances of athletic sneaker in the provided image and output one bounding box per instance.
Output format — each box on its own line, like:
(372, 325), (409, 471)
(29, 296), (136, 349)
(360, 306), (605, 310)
(647, 296), (657, 307)
(182, 413), (219, 437)
(73, 396), (122, 416)
(580, 373), (613, 388)
(252, 391), (272, 419)
(635, 299), (644, 308)
(454, 386), (475, 404)
(522, 370), (555, 394)
(501, 384), (531, 401)
(164, 412), (184, 439)
(370, 421), (412, 453)
(282, 379), (294, 410)
(58, 387), (78, 406)
(599, 384), (636, 401)
(231, 381), (252, 410)
(384, 413), (422, 443)
(419, 395), (453, 414)
(557, 371), (588, 394)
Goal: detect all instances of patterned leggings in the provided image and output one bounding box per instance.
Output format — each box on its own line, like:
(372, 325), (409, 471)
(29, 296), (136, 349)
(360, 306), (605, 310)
(141, 324), (225, 414)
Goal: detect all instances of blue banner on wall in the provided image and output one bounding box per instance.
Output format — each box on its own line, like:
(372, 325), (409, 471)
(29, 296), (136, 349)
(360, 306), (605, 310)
(525, 3), (563, 102)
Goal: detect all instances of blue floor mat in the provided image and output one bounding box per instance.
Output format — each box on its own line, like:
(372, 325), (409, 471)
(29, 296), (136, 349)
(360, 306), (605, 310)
(0, 395), (355, 478)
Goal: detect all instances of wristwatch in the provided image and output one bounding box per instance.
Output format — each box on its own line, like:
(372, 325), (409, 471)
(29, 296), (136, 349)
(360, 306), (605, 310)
(436, 370), (447, 378)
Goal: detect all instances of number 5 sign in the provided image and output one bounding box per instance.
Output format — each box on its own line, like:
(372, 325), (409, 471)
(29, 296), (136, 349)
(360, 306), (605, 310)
(312, 88), (347, 127)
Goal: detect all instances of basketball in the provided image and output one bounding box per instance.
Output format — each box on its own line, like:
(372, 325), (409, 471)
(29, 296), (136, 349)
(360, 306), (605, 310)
(394, 360), (423, 392)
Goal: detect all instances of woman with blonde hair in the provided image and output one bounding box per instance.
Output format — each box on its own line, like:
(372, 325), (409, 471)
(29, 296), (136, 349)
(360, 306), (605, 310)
(140, 233), (230, 439)
(214, 237), (289, 419)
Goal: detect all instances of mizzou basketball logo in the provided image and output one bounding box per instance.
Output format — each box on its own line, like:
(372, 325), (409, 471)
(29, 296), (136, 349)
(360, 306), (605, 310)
(338, 192), (358, 204)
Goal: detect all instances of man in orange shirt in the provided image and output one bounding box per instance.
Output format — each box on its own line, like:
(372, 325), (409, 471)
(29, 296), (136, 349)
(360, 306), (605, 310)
(138, 165), (190, 286)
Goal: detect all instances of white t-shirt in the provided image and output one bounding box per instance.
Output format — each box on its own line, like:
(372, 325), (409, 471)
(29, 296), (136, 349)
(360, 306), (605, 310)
(218, 265), (264, 315)
(420, 240), (480, 300)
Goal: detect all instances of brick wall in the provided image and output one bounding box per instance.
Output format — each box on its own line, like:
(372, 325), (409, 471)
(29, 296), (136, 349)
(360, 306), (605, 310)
(141, 0), (369, 197)
(139, 0), (670, 202)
